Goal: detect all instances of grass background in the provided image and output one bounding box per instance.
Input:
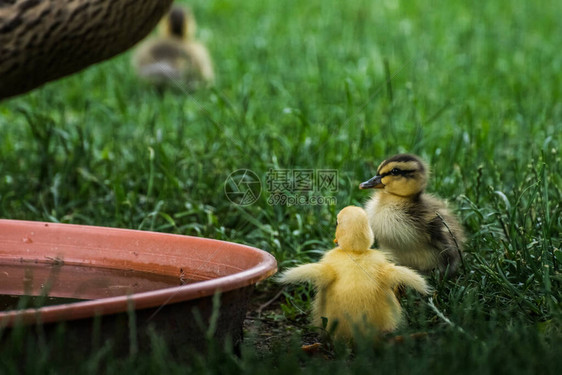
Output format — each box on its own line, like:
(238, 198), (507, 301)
(1, 0), (561, 373)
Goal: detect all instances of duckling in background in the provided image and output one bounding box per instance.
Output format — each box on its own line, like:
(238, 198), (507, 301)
(359, 153), (465, 276)
(132, 5), (214, 90)
(278, 206), (429, 342)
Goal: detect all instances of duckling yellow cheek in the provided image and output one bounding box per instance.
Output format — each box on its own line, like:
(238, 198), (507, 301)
(402, 179), (421, 196)
(380, 176), (392, 189)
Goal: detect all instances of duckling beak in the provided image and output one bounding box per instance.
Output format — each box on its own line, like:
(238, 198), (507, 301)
(359, 175), (384, 189)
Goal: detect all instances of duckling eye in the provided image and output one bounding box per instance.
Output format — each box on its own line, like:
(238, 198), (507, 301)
(390, 168), (401, 176)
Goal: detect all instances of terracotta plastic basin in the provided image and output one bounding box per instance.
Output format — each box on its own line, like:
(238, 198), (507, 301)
(0, 219), (277, 355)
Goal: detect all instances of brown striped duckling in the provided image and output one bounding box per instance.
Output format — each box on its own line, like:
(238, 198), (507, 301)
(360, 153), (465, 276)
(132, 5), (214, 90)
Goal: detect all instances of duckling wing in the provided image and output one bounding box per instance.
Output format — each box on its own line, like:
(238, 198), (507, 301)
(277, 263), (336, 289)
(385, 264), (430, 294)
(184, 42), (214, 83)
(423, 196), (465, 275)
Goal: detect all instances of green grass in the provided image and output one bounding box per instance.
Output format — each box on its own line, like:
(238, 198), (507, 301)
(1, 0), (561, 373)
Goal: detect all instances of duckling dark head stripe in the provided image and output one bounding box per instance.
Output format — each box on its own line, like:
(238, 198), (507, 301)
(377, 154), (425, 174)
(169, 5), (185, 38)
(379, 169), (417, 178)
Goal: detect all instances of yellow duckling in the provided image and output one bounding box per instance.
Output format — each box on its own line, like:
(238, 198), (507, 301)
(360, 153), (465, 276)
(132, 5), (214, 90)
(278, 206), (429, 341)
